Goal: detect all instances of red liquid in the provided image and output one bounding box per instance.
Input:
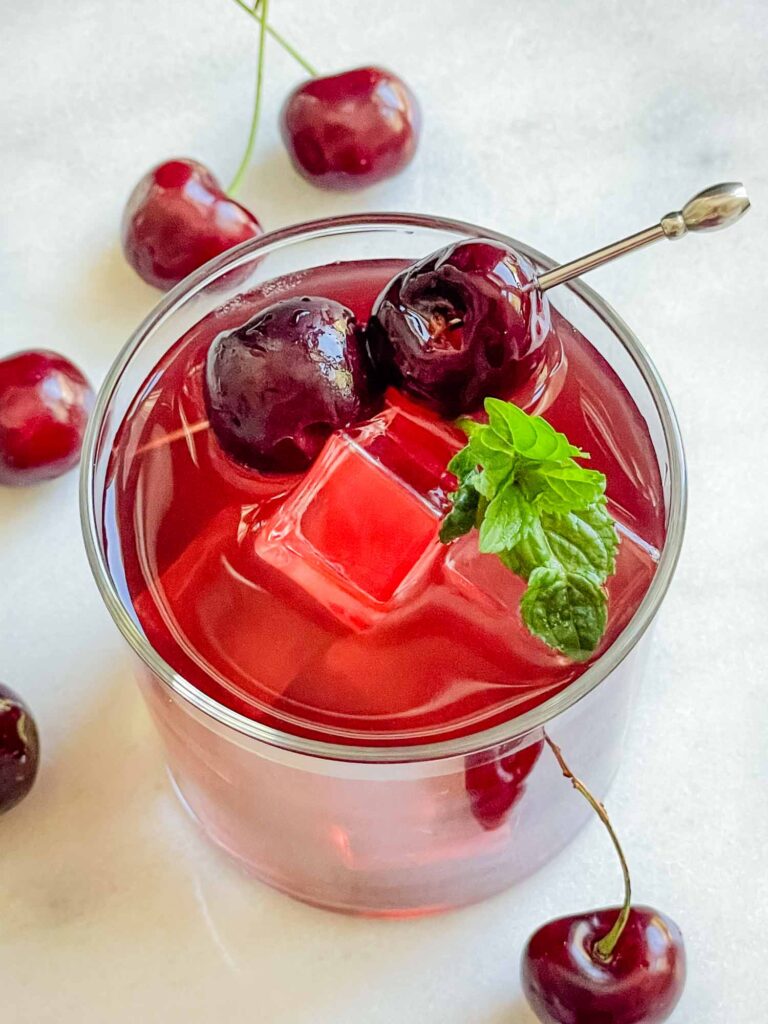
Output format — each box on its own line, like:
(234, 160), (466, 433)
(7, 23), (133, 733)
(104, 259), (664, 747)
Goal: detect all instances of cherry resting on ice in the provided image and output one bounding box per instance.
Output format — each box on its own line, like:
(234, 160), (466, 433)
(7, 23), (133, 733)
(0, 349), (94, 486)
(521, 738), (686, 1024)
(0, 683), (40, 814)
(280, 66), (420, 191)
(205, 296), (375, 472)
(121, 159), (262, 290)
(366, 239), (550, 417)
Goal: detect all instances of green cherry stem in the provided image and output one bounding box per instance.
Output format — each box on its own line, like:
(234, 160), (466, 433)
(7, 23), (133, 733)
(229, 0), (318, 77)
(227, 0), (270, 195)
(544, 734), (631, 961)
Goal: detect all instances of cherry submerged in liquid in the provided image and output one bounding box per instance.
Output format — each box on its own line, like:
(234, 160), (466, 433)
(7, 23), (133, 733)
(105, 259), (665, 747)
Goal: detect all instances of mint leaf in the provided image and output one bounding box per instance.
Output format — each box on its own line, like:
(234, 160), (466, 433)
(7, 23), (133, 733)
(478, 482), (533, 554)
(438, 397), (621, 660)
(467, 433), (514, 497)
(520, 567), (607, 661)
(519, 462), (606, 512)
(446, 445), (478, 481)
(455, 416), (485, 440)
(439, 478), (480, 543)
(579, 498), (620, 577)
(485, 397), (585, 462)
(540, 504), (618, 583)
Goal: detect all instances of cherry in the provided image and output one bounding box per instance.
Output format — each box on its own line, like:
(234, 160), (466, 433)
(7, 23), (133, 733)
(365, 239), (551, 417)
(121, 159), (262, 290)
(522, 906), (685, 1024)
(465, 738), (543, 830)
(521, 737), (686, 1024)
(280, 66), (420, 190)
(205, 296), (377, 472)
(0, 683), (40, 815)
(0, 350), (94, 486)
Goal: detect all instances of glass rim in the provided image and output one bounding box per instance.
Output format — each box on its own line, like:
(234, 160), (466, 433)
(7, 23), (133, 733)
(79, 212), (687, 764)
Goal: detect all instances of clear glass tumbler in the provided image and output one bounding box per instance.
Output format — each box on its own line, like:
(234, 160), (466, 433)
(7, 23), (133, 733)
(80, 215), (686, 916)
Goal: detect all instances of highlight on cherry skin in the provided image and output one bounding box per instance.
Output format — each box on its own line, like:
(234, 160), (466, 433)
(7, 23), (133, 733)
(523, 905), (686, 1024)
(0, 683), (40, 815)
(121, 158), (262, 290)
(0, 349), (94, 486)
(280, 66), (421, 191)
(204, 295), (378, 472)
(365, 239), (551, 417)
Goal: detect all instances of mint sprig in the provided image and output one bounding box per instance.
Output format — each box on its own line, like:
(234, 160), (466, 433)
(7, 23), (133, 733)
(440, 398), (619, 661)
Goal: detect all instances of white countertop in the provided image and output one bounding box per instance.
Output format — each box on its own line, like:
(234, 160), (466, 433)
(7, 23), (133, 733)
(2, 2), (767, 1021)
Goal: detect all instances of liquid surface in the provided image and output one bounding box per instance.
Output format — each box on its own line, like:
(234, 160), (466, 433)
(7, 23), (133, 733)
(105, 259), (665, 746)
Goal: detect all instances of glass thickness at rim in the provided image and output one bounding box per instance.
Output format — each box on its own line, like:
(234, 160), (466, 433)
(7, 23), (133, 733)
(79, 213), (687, 764)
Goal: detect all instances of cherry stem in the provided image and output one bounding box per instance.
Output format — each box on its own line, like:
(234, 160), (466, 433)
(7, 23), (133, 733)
(227, 0), (270, 195)
(544, 734), (631, 962)
(229, 0), (318, 77)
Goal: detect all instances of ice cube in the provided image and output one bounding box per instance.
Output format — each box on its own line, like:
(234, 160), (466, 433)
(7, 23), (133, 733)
(442, 509), (660, 666)
(252, 401), (460, 629)
(133, 506), (344, 713)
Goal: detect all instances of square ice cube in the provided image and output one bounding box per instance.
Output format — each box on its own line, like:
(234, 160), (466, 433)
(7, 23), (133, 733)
(442, 534), (573, 674)
(252, 404), (460, 629)
(133, 506), (344, 713)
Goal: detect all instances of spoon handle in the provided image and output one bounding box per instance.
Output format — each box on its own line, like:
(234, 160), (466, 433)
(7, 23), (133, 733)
(537, 182), (750, 293)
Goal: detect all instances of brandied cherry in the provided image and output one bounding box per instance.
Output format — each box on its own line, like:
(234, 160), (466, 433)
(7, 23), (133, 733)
(0, 683), (40, 815)
(0, 349), (94, 486)
(280, 66), (420, 190)
(521, 738), (686, 1024)
(121, 159), (262, 290)
(366, 239), (550, 417)
(205, 296), (376, 472)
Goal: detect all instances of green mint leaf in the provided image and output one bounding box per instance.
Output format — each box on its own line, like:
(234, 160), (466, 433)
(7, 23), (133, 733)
(446, 445), (478, 481)
(520, 567), (607, 661)
(456, 416), (485, 440)
(485, 397), (585, 462)
(580, 498), (620, 577)
(541, 498), (619, 582)
(467, 435), (514, 497)
(478, 482), (534, 554)
(519, 462), (606, 512)
(439, 477), (481, 543)
(438, 398), (620, 662)
(499, 518), (557, 579)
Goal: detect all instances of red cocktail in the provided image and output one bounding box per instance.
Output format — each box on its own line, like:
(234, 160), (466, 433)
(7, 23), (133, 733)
(82, 216), (685, 914)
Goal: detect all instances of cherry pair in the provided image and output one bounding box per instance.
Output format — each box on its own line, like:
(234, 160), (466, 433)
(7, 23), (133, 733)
(123, 66), (420, 290)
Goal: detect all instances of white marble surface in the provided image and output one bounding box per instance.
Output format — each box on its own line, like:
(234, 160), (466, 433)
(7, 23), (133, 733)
(1, 1), (767, 1021)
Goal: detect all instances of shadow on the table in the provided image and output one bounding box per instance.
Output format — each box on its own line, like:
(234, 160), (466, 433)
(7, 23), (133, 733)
(76, 242), (155, 324)
(0, 476), (63, 520)
(0, 668), (168, 935)
(185, 819), (542, 1024)
(237, 146), (395, 234)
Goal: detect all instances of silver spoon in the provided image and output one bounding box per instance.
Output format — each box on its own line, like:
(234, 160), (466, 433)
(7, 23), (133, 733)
(536, 182), (750, 292)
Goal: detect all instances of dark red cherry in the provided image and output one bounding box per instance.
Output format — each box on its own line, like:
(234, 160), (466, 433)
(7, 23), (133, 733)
(522, 906), (686, 1024)
(121, 159), (262, 290)
(465, 738), (543, 830)
(280, 66), (420, 190)
(365, 239), (551, 417)
(205, 296), (377, 472)
(0, 350), (94, 486)
(0, 683), (40, 814)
